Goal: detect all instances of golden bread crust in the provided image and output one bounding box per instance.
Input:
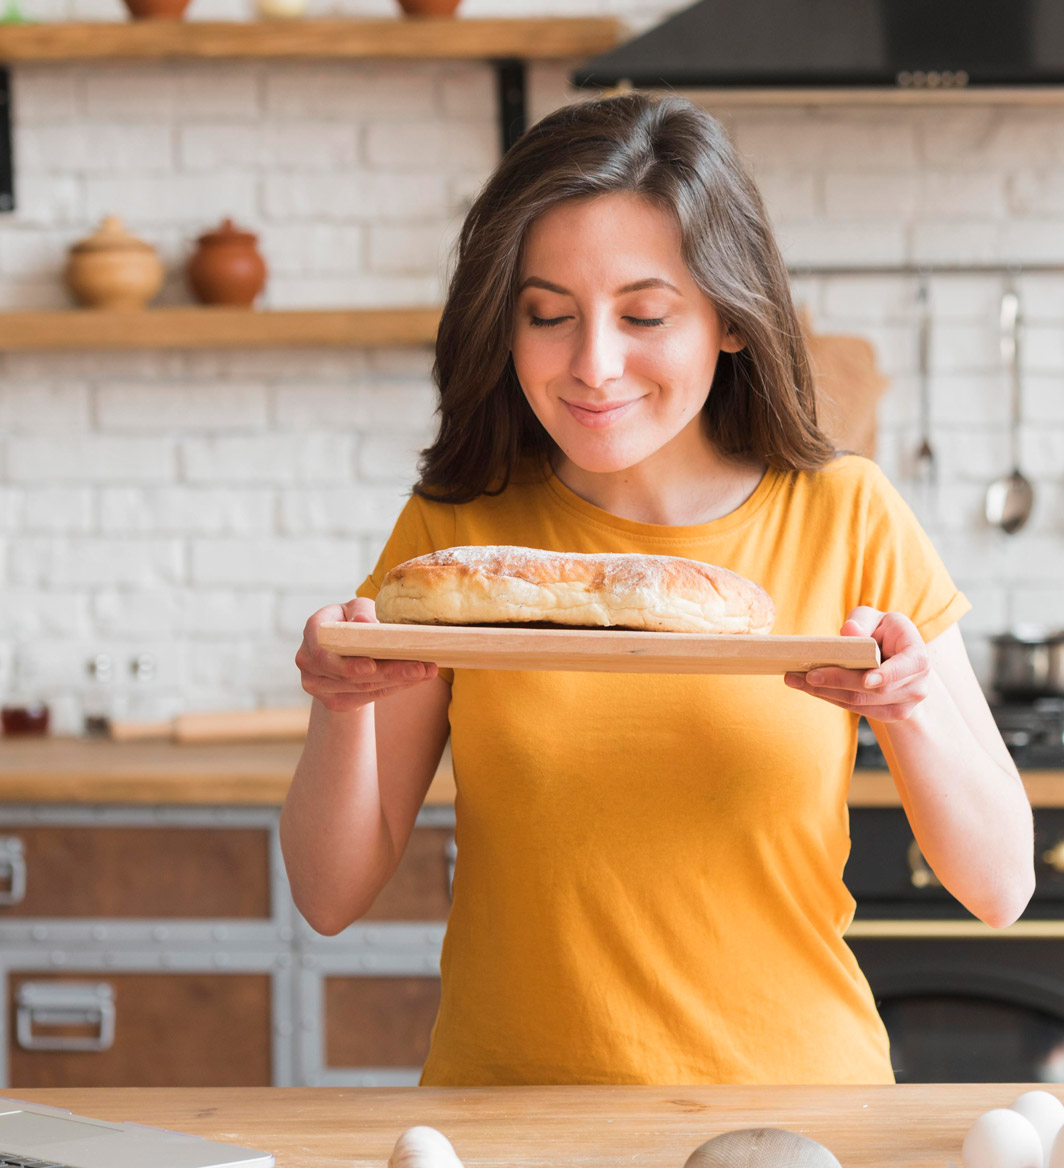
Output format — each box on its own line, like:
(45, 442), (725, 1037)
(375, 545), (775, 634)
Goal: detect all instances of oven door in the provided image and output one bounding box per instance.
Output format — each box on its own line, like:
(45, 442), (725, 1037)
(848, 928), (1064, 1083)
(846, 806), (1064, 1083)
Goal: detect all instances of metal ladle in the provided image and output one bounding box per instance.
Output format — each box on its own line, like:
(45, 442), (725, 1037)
(913, 277), (936, 512)
(985, 285), (1034, 534)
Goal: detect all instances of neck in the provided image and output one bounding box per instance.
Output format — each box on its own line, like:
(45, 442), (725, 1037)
(551, 424), (766, 527)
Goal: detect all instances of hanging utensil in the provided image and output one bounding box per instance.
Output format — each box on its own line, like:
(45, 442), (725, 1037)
(912, 277), (936, 509)
(985, 284), (1034, 534)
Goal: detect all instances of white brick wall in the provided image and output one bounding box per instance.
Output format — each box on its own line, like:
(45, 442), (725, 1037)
(0, 0), (1063, 719)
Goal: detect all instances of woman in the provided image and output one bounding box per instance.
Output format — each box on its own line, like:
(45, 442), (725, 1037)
(281, 93), (1033, 1085)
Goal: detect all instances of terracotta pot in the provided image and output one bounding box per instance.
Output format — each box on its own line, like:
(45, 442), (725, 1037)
(65, 216), (165, 310)
(122, 0), (192, 19)
(186, 219), (268, 308)
(396, 0), (461, 15)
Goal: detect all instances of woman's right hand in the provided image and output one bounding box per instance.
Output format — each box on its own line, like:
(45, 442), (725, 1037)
(296, 597), (439, 713)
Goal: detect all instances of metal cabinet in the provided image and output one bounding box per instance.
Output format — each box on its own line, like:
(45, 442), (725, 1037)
(0, 801), (455, 1088)
(8, 969), (276, 1088)
(294, 803), (453, 1086)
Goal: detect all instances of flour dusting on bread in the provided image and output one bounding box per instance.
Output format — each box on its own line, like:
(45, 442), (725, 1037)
(375, 545), (774, 635)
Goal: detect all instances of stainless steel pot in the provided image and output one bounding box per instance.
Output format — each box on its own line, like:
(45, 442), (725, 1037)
(990, 628), (1064, 700)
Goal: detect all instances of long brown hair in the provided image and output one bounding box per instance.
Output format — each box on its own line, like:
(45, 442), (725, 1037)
(415, 91), (835, 504)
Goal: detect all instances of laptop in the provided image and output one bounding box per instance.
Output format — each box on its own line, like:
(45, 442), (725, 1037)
(0, 1097), (274, 1168)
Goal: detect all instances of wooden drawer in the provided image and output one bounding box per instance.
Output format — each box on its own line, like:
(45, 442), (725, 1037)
(8, 971), (272, 1087)
(0, 826), (270, 918)
(363, 827), (454, 922)
(324, 975), (440, 1069)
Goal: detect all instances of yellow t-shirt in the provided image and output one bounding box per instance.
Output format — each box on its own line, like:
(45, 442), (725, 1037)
(357, 454), (970, 1086)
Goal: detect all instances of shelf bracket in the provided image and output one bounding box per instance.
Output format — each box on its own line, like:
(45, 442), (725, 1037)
(494, 59), (526, 156)
(0, 66), (11, 213)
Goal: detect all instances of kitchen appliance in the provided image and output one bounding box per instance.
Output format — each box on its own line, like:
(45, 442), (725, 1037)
(990, 630), (1064, 701)
(857, 698), (1064, 771)
(574, 0), (1064, 91)
(0, 1095), (272, 1167)
(850, 700), (1064, 1081)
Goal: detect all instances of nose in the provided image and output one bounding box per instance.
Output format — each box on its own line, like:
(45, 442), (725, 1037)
(569, 316), (625, 390)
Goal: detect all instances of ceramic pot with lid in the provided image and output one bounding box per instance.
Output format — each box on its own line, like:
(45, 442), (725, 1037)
(186, 219), (268, 308)
(396, 0), (461, 14)
(122, 0), (192, 19)
(990, 627), (1064, 700)
(65, 216), (165, 310)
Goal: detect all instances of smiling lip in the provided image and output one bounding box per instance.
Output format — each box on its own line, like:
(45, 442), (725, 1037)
(562, 398), (640, 428)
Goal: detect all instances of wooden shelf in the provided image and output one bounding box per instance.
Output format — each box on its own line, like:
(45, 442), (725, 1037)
(0, 306), (441, 350)
(0, 17), (622, 62)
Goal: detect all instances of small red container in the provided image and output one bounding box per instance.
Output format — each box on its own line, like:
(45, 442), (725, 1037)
(1, 703), (50, 737)
(122, 0), (192, 19)
(187, 219), (268, 308)
(397, 0), (461, 14)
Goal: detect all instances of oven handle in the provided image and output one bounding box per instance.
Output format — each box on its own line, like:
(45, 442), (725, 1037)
(906, 839), (941, 888)
(847, 919), (1064, 938)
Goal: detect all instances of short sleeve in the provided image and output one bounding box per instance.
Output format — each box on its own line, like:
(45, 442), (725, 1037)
(358, 493), (457, 684)
(857, 462), (971, 642)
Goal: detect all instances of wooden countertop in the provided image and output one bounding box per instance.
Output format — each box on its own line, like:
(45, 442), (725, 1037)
(0, 738), (456, 806)
(0, 737), (1060, 806)
(4, 1084), (1046, 1168)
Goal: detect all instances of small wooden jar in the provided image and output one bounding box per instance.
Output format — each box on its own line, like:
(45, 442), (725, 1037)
(65, 216), (165, 310)
(186, 219), (268, 308)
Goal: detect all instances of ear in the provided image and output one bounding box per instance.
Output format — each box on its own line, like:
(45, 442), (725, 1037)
(719, 326), (746, 354)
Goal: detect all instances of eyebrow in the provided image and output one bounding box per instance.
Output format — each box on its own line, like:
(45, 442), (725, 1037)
(517, 276), (681, 296)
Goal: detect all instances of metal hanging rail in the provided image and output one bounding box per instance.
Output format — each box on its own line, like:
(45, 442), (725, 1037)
(787, 262), (1064, 277)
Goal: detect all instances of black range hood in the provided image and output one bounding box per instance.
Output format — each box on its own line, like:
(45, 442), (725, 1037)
(573, 0), (1064, 90)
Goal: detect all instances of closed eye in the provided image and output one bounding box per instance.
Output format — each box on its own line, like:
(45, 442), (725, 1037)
(529, 315), (571, 328)
(529, 315), (666, 328)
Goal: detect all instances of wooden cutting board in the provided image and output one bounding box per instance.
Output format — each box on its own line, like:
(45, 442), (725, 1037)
(803, 310), (889, 460)
(108, 706), (310, 743)
(317, 622), (881, 675)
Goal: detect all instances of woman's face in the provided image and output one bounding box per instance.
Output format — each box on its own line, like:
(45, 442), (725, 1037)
(511, 192), (743, 476)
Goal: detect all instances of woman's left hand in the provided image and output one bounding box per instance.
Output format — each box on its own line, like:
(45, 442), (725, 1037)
(783, 606), (931, 722)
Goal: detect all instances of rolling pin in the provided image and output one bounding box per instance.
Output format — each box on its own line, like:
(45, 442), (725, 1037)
(108, 706), (310, 744)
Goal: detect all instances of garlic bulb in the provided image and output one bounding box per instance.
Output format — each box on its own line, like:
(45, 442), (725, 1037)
(389, 1126), (465, 1168)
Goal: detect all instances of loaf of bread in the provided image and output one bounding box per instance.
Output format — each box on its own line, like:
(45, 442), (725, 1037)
(375, 545), (774, 634)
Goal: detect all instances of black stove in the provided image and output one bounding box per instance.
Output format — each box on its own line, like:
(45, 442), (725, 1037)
(847, 696), (1064, 1083)
(855, 697), (1064, 770)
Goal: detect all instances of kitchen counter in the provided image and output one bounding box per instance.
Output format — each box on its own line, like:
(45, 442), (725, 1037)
(3, 1084), (1041, 1168)
(0, 737), (456, 805)
(0, 737), (1060, 805)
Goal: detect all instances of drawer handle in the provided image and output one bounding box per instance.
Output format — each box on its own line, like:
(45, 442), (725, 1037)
(0, 837), (26, 906)
(907, 839), (941, 889)
(445, 836), (457, 901)
(1043, 840), (1064, 873)
(16, 982), (116, 1052)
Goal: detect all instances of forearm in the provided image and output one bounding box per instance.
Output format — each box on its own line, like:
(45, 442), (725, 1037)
(280, 698), (394, 935)
(876, 671), (1035, 927)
